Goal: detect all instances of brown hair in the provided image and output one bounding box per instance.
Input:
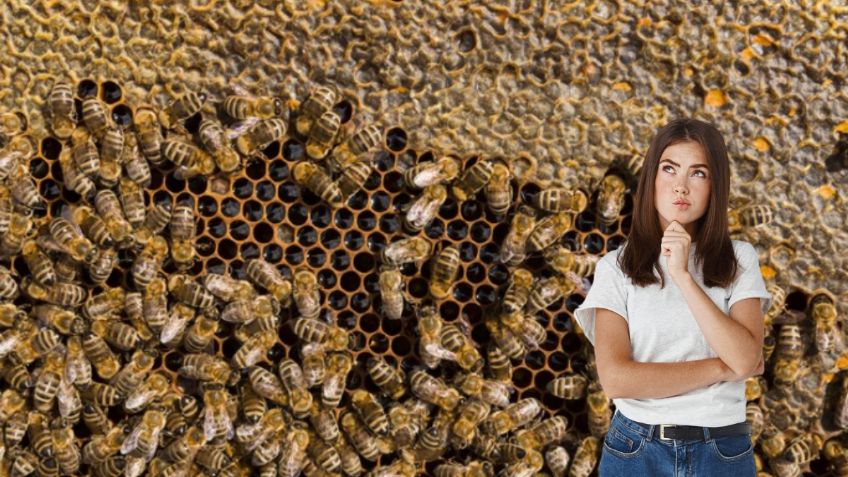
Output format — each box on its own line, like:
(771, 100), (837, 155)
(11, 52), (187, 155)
(617, 118), (738, 289)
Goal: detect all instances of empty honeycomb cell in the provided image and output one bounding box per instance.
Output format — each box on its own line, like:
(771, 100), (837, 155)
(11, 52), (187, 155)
(475, 285), (497, 305)
(149, 168), (165, 189)
(333, 99), (354, 123)
(320, 229), (341, 249)
(77, 78), (98, 98)
(479, 242), (499, 263)
(407, 277), (429, 299)
(329, 290), (348, 309)
(452, 282), (473, 302)
(548, 352), (569, 373)
(447, 220), (468, 240)
(239, 243), (259, 260)
(278, 182), (299, 202)
(331, 249), (351, 270)
(106, 270), (123, 287)
(598, 219), (619, 235)
(347, 190), (368, 210)
(360, 313), (380, 333)
(513, 367), (533, 388)
(391, 336), (412, 356)
(198, 195), (218, 216)
(269, 159), (289, 181)
(552, 313), (573, 333)
(455, 27), (477, 52)
(583, 233), (605, 254)
(461, 200), (483, 221)
(100, 80), (122, 103)
(520, 183), (541, 204)
(309, 205), (332, 228)
(284, 245), (304, 265)
(462, 303), (483, 324)
(366, 232), (386, 253)
(188, 177), (207, 194)
(353, 252), (375, 273)
(233, 178), (253, 199)
(262, 244), (282, 263)
(341, 271), (361, 292)
(261, 141), (280, 160)
(348, 331), (366, 352)
(207, 217), (226, 237)
(607, 234), (626, 251)
(39, 136), (62, 160)
(229, 220), (249, 240)
(300, 188), (322, 207)
(254, 180), (276, 201)
(184, 113), (202, 135)
(288, 203), (309, 225)
(542, 332), (559, 352)
(357, 210), (377, 230)
(534, 370), (555, 392)
(379, 213), (400, 234)
(196, 236), (215, 257)
(217, 239), (237, 260)
(334, 208), (354, 229)
(363, 273), (380, 294)
(371, 191), (390, 212)
(30, 157), (49, 179)
(344, 230), (364, 250)
(246, 160), (266, 181)
(392, 192), (412, 213)
(457, 242), (477, 261)
(374, 151), (395, 171)
(267, 343), (286, 362)
(265, 202), (285, 222)
(400, 261), (419, 277)
(575, 212), (595, 232)
(165, 174), (186, 193)
(282, 139), (304, 161)
(425, 219), (445, 239)
(39, 179), (62, 201)
(465, 263), (485, 283)
(439, 198), (459, 220)
(297, 226), (318, 247)
(111, 104), (133, 127)
(470, 221), (492, 242)
(252, 223), (273, 243)
(562, 231), (581, 251)
(351, 293), (371, 312)
(369, 333), (390, 353)
(487, 263), (509, 285)
(525, 351), (546, 370)
(383, 170), (404, 192)
(385, 127), (407, 152)
(364, 171), (382, 191)
(382, 317), (402, 336)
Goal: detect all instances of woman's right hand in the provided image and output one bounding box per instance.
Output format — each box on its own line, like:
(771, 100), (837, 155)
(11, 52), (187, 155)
(720, 354), (764, 382)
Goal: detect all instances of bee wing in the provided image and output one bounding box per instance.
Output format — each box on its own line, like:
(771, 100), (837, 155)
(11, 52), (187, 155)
(121, 424), (143, 455)
(225, 118), (260, 140)
(124, 456), (147, 477)
(227, 84), (250, 97)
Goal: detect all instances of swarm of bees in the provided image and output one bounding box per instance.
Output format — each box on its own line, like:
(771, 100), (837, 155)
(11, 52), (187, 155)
(0, 77), (843, 477)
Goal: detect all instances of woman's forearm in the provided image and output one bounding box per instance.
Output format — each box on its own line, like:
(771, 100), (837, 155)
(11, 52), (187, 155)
(602, 357), (727, 400)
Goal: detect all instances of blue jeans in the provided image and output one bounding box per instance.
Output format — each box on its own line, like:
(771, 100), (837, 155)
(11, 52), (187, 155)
(599, 410), (756, 476)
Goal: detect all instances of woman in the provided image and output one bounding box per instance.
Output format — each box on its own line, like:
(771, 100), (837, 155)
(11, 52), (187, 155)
(573, 118), (772, 476)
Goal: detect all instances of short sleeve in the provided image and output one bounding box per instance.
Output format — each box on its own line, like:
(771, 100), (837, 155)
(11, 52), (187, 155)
(727, 242), (772, 316)
(572, 255), (628, 347)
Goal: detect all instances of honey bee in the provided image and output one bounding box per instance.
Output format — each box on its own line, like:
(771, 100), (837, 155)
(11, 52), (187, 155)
(545, 446), (570, 477)
(21, 239), (56, 286)
(289, 269), (321, 320)
(774, 324), (804, 386)
(547, 374), (589, 400)
(500, 268), (532, 314)
(728, 204), (774, 233)
(240, 382), (268, 425)
(457, 373), (511, 408)
(198, 117), (240, 174)
(29, 411), (56, 459)
(322, 352), (353, 408)
(82, 404), (111, 435)
(452, 158), (494, 201)
(327, 123), (382, 172)
(160, 303), (195, 348)
(525, 274), (578, 315)
(231, 329), (276, 370)
(81, 97), (112, 138)
(90, 319), (141, 351)
(248, 365), (287, 406)
(202, 273), (254, 302)
(300, 342), (326, 388)
(308, 401), (339, 442)
(71, 205), (113, 248)
(427, 248), (466, 303)
(111, 350), (155, 397)
(170, 200), (196, 269)
(418, 306), (456, 369)
(0, 185), (12, 236)
(292, 317), (349, 351)
(277, 359), (313, 418)
(382, 236), (433, 266)
(195, 446), (232, 474)
(544, 247), (599, 278)
(336, 157), (374, 200)
(336, 437), (364, 477)
(57, 144), (94, 198)
(81, 331), (120, 379)
(8, 162), (42, 210)
(159, 91), (206, 131)
(223, 91), (284, 119)
(143, 278), (169, 332)
(0, 389), (26, 423)
(122, 409), (167, 460)
(482, 398), (542, 436)
(277, 428), (309, 477)
(118, 135), (150, 187)
(586, 388), (611, 437)
(234, 118), (287, 157)
(0, 209), (31, 257)
(183, 313), (218, 353)
(439, 322), (482, 371)
(498, 450), (544, 477)
(169, 274), (215, 309)
(163, 137), (215, 173)
(201, 385), (234, 443)
(367, 357), (406, 400)
(340, 411), (380, 462)
(350, 390), (389, 435)
(47, 79), (77, 139)
(526, 212), (573, 253)
(117, 177), (145, 228)
(435, 461), (494, 477)
(132, 235), (168, 289)
(178, 353), (232, 384)
(295, 86), (337, 137)
(404, 184), (447, 233)
(135, 201), (172, 247)
(0, 266), (19, 301)
(65, 336), (92, 387)
(291, 161), (344, 208)
(364, 456), (417, 477)
(9, 448), (39, 477)
(388, 400), (429, 449)
(236, 408), (287, 453)
(764, 283), (787, 328)
(1, 359), (32, 392)
(50, 214), (97, 263)
(95, 189), (133, 245)
(378, 266), (405, 320)
(161, 425), (205, 464)
(451, 399), (491, 449)
(53, 426), (81, 475)
(534, 187), (589, 214)
(82, 287), (125, 320)
(486, 344), (513, 383)
(246, 258), (293, 306)
(305, 110), (342, 159)
(783, 432), (823, 465)
(414, 409), (453, 462)
(80, 381), (121, 407)
(516, 415), (569, 450)
(485, 160), (513, 215)
(499, 205), (537, 266)
(404, 156), (461, 189)
(100, 126), (124, 166)
(305, 430), (341, 472)
(596, 173), (627, 224)
(410, 369), (461, 411)
(812, 293), (841, 368)
(124, 373), (169, 414)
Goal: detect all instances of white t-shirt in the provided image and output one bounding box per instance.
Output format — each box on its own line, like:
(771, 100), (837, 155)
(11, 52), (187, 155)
(573, 239), (772, 427)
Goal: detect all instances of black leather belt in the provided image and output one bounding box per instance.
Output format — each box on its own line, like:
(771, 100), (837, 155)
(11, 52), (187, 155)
(631, 419), (751, 441)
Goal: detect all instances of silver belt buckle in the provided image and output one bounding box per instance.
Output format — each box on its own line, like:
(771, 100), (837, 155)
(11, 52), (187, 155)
(659, 424), (677, 440)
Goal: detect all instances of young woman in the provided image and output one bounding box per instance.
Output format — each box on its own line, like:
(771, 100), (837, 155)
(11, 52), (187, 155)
(573, 118), (772, 476)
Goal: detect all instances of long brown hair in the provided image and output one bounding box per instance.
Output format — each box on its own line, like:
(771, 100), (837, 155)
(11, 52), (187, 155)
(617, 118), (738, 289)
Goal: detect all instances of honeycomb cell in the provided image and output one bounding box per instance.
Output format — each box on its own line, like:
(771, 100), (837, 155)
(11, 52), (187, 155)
(253, 223), (273, 243)
(513, 367), (532, 388)
(310, 205), (332, 228)
(111, 104), (133, 127)
(165, 174), (186, 193)
(465, 263), (485, 283)
(366, 232), (386, 253)
(379, 213), (400, 234)
(255, 180), (276, 201)
(439, 199), (459, 220)
(198, 196), (218, 216)
(100, 80), (122, 103)
(284, 245), (304, 265)
(297, 226), (318, 247)
(475, 285), (496, 305)
(288, 203), (308, 225)
(391, 336), (412, 355)
(77, 79), (97, 98)
(383, 171), (404, 192)
(282, 139), (304, 161)
(320, 229), (341, 249)
(385, 127), (407, 152)
(549, 352), (569, 372)
(329, 290), (348, 310)
(243, 200), (263, 221)
(347, 190), (368, 210)
(583, 233), (605, 254)
(363, 273), (380, 293)
(350, 293), (371, 312)
(278, 182), (299, 202)
(470, 221), (491, 243)
(452, 282), (473, 302)
(607, 234), (626, 251)
(424, 219), (445, 239)
(306, 248), (326, 267)
(39, 136), (62, 160)
(357, 210), (377, 230)
(374, 151), (395, 171)
(369, 333), (390, 353)
(263, 244), (282, 263)
(240, 243), (260, 260)
(233, 178), (253, 199)
(246, 160), (266, 181)
(196, 236), (216, 257)
(334, 208), (354, 228)
(407, 277), (428, 299)
(364, 171), (381, 191)
(331, 250), (351, 270)
(525, 351), (545, 370)
(461, 201), (483, 221)
(266, 202), (285, 222)
(269, 160), (289, 181)
(353, 252), (375, 273)
(221, 197), (240, 217)
(575, 211), (595, 232)
(229, 220), (249, 240)
(344, 230), (364, 250)
(520, 183), (540, 204)
(333, 99), (353, 123)
(218, 239), (237, 260)
(563, 231), (581, 251)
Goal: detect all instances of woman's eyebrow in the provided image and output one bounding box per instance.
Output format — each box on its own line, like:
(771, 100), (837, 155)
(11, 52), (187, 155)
(659, 158), (709, 169)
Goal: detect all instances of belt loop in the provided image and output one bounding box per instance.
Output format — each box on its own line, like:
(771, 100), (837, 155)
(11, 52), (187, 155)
(703, 426), (711, 442)
(646, 424), (654, 442)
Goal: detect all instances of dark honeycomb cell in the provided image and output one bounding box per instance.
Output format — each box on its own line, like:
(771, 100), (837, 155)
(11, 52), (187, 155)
(341, 271), (361, 292)
(255, 181), (276, 201)
(254, 223), (273, 243)
(282, 139), (305, 161)
(408, 278), (429, 299)
(111, 104), (133, 127)
(374, 151), (395, 171)
(246, 160), (266, 181)
(262, 141), (280, 159)
(288, 203), (308, 225)
(329, 291), (348, 310)
(458, 242), (477, 261)
(392, 192), (411, 212)
(525, 351), (545, 370)
(166, 174), (186, 193)
(391, 336), (412, 355)
(344, 230), (364, 250)
(233, 178), (253, 199)
(465, 263), (485, 283)
(385, 127), (407, 152)
(475, 285), (496, 305)
(318, 269), (337, 289)
(39, 179), (61, 201)
(520, 183), (541, 204)
(353, 252), (375, 273)
(39, 137), (62, 160)
(371, 191), (390, 211)
(452, 282), (472, 302)
(321, 229), (341, 249)
(77, 79), (97, 98)
(584, 233), (605, 254)
(300, 188), (321, 206)
(470, 222), (491, 242)
(488, 264), (509, 285)
(461, 201), (483, 221)
(379, 214), (400, 234)
(383, 171), (404, 192)
(221, 198), (240, 217)
(439, 199), (458, 220)
(447, 220), (468, 240)
(243, 200), (263, 221)
(285, 245), (304, 265)
(351, 293), (371, 312)
(207, 218), (226, 237)
(263, 244), (282, 263)
(456, 28), (477, 52)
(307, 248), (326, 267)
(563, 231), (581, 251)
(198, 196), (218, 216)
(620, 216), (632, 235)
(297, 227), (318, 247)
(363, 273), (380, 293)
(218, 239), (237, 260)
(598, 218), (619, 235)
(575, 211), (595, 232)
(335, 209), (354, 229)
(310, 205), (332, 228)
(266, 202), (285, 222)
(424, 219), (445, 239)
(101, 81), (122, 103)
(347, 190), (368, 210)
(369, 333), (389, 353)
(357, 210), (376, 230)
(607, 234), (626, 251)
(367, 233), (386, 253)
(196, 237), (215, 257)
(269, 160), (289, 181)
(279, 182), (299, 202)
(549, 352), (569, 372)
(364, 171), (382, 191)
(513, 367), (532, 388)
(331, 250), (350, 270)
(240, 243), (260, 260)
(230, 221), (249, 240)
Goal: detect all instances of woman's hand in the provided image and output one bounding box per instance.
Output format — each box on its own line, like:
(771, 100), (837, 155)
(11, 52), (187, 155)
(661, 220), (691, 283)
(720, 354), (765, 382)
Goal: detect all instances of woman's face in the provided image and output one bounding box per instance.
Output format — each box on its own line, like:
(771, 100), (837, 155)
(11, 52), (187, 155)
(654, 141), (711, 237)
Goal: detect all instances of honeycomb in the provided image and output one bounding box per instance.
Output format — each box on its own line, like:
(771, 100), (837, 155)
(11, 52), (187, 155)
(0, 1), (846, 476)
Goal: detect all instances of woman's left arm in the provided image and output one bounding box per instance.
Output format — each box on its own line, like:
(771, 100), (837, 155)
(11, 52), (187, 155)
(676, 275), (763, 376)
